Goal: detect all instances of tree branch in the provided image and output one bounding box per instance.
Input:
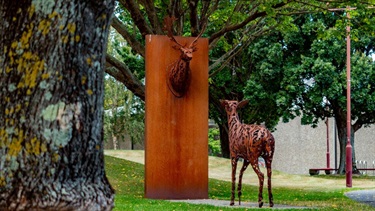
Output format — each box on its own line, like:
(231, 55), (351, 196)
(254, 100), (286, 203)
(199, 0), (213, 29)
(208, 2), (288, 45)
(111, 17), (145, 57)
(189, 0), (199, 36)
(105, 54), (145, 101)
(353, 113), (375, 132)
(119, 0), (153, 37)
(353, 120), (363, 132)
(209, 18), (272, 77)
(138, 0), (164, 34)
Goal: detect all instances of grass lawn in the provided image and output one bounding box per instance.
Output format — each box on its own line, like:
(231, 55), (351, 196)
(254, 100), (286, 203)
(105, 155), (374, 210)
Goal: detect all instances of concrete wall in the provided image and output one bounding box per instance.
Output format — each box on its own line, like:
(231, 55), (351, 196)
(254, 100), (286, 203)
(104, 134), (144, 150)
(103, 117), (375, 175)
(272, 117), (375, 175)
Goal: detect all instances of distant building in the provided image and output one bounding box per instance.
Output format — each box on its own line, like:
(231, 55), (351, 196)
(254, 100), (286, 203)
(272, 117), (375, 175)
(104, 133), (144, 150)
(103, 116), (375, 175)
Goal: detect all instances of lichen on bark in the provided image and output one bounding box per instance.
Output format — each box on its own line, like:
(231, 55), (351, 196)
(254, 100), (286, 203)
(0, 0), (115, 210)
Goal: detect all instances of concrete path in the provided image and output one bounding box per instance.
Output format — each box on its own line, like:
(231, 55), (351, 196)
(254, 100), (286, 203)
(345, 190), (375, 208)
(170, 199), (310, 209)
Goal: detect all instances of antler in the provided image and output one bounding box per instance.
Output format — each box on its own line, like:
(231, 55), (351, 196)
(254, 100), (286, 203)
(188, 23), (207, 51)
(163, 16), (207, 98)
(163, 16), (183, 47)
(163, 16), (207, 50)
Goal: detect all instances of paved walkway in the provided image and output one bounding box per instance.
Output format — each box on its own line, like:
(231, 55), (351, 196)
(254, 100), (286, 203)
(345, 190), (375, 208)
(174, 191), (375, 209)
(170, 199), (310, 209)
(172, 191), (375, 209)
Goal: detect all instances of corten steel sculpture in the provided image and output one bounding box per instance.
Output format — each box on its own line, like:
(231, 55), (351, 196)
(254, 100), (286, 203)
(144, 29), (209, 198)
(164, 16), (205, 97)
(220, 100), (275, 208)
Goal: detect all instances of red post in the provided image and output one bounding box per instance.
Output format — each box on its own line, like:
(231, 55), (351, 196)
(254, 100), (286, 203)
(326, 118), (330, 169)
(345, 8), (352, 188)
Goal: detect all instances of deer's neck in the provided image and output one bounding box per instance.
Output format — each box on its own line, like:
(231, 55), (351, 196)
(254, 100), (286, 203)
(227, 113), (241, 132)
(181, 55), (192, 62)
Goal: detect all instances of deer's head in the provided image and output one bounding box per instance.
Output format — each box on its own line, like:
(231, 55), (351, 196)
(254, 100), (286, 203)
(164, 16), (205, 60)
(220, 100), (249, 115)
(163, 16), (206, 98)
(169, 34), (203, 62)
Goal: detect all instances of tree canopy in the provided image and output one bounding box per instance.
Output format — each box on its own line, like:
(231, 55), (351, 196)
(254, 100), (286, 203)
(107, 0), (375, 161)
(243, 6), (375, 173)
(103, 76), (144, 149)
(106, 0), (337, 99)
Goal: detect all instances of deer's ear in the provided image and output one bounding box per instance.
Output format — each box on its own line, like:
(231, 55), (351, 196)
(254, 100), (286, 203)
(238, 100), (249, 109)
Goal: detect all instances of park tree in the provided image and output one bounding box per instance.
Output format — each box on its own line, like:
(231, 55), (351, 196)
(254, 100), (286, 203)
(0, 0), (115, 210)
(243, 5), (375, 174)
(104, 29), (145, 150)
(103, 76), (144, 150)
(106, 0), (341, 158)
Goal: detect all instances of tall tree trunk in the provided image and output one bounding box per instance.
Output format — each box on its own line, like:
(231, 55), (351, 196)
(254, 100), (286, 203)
(0, 0), (115, 210)
(112, 135), (118, 150)
(335, 113), (359, 175)
(218, 122), (230, 158)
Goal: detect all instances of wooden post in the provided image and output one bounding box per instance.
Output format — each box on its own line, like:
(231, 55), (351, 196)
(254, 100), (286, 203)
(144, 35), (208, 199)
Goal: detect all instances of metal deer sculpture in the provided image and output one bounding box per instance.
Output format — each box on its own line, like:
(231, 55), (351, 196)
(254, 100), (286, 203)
(163, 16), (206, 98)
(220, 100), (275, 208)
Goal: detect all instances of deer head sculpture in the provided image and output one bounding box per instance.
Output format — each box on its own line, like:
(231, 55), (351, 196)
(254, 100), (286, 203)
(163, 16), (206, 98)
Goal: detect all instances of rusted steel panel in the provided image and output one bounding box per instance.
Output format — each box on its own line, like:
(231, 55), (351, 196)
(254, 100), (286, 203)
(145, 35), (208, 199)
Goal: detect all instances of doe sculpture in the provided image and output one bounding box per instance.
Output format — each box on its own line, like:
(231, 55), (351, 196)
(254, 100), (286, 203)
(220, 100), (275, 208)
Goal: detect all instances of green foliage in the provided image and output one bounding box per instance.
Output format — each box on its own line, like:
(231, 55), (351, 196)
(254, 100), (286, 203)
(104, 76), (144, 146)
(110, 0), (375, 158)
(206, 1), (312, 130)
(208, 128), (221, 156)
(107, 28), (145, 80)
(244, 9), (375, 128)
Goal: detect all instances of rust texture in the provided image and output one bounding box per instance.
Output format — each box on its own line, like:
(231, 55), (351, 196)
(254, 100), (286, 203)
(163, 16), (205, 98)
(145, 35), (208, 199)
(221, 100), (275, 207)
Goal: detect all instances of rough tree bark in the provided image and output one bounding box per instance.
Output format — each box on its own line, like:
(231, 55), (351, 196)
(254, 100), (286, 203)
(335, 110), (359, 175)
(0, 0), (115, 210)
(218, 123), (230, 158)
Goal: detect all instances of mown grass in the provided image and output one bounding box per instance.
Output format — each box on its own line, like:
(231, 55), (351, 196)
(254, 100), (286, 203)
(105, 155), (374, 210)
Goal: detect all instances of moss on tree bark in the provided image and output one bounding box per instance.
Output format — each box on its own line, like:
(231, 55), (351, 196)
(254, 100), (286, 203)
(0, 0), (115, 210)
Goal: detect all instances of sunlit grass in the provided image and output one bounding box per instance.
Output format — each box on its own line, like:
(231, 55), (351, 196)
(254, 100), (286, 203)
(105, 155), (374, 210)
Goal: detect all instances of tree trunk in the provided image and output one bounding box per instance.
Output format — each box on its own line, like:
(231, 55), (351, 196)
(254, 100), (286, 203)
(335, 114), (359, 175)
(0, 1), (115, 210)
(112, 135), (118, 150)
(218, 122), (230, 158)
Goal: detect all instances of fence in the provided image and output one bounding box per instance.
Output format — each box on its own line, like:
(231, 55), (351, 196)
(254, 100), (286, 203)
(355, 160), (375, 176)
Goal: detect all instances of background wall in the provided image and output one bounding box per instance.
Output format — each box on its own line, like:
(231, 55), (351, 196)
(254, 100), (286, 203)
(272, 117), (375, 175)
(103, 116), (375, 175)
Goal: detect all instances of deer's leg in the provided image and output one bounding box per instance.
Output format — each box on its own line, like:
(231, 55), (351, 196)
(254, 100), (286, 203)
(237, 159), (250, 205)
(265, 158), (274, 207)
(230, 157), (238, 206)
(250, 158), (264, 208)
